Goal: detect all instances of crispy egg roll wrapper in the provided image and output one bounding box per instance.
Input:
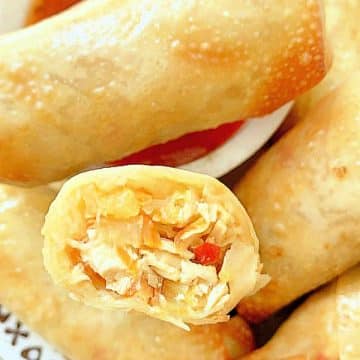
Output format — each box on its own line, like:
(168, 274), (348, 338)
(294, 0), (360, 118)
(43, 166), (268, 329)
(0, 184), (255, 360)
(280, 0), (360, 134)
(234, 75), (360, 323)
(0, 0), (329, 185)
(243, 265), (360, 360)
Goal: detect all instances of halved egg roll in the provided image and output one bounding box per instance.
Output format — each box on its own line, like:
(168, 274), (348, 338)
(234, 74), (360, 323)
(243, 265), (360, 360)
(42, 166), (267, 329)
(0, 0), (329, 185)
(0, 184), (255, 360)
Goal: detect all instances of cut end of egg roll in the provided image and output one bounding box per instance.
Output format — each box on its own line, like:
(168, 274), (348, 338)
(42, 166), (268, 329)
(0, 183), (256, 360)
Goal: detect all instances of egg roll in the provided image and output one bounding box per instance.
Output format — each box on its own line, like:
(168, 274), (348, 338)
(42, 165), (267, 329)
(234, 74), (360, 323)
(243, 265), (360, 360)
(0, 184), (255, 360)
(0, 0), (329, 185)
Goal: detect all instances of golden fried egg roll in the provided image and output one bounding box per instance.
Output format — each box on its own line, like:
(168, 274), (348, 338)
(0, 184), (255, 360)
(0, 0), (329, 185)
(234, 74), (360, 323)
(42, 166), (267, 329)
(243, 265), (360, 360)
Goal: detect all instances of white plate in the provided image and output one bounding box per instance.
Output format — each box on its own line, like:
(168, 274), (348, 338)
(180, 102), (292, 177)
(0, 1), (290, 359)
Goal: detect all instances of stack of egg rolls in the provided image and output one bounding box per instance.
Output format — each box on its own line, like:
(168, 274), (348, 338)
(235, 74), (360, 322)
(0, 184), (254, 360)
(0, 0), (329, 184)
(243, 265), (360, 360)
(1, 0), (358, 358)
(42, 166), (268, 329)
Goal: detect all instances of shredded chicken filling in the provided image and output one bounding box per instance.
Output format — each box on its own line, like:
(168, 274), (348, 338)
(66, 187), (234, 318)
